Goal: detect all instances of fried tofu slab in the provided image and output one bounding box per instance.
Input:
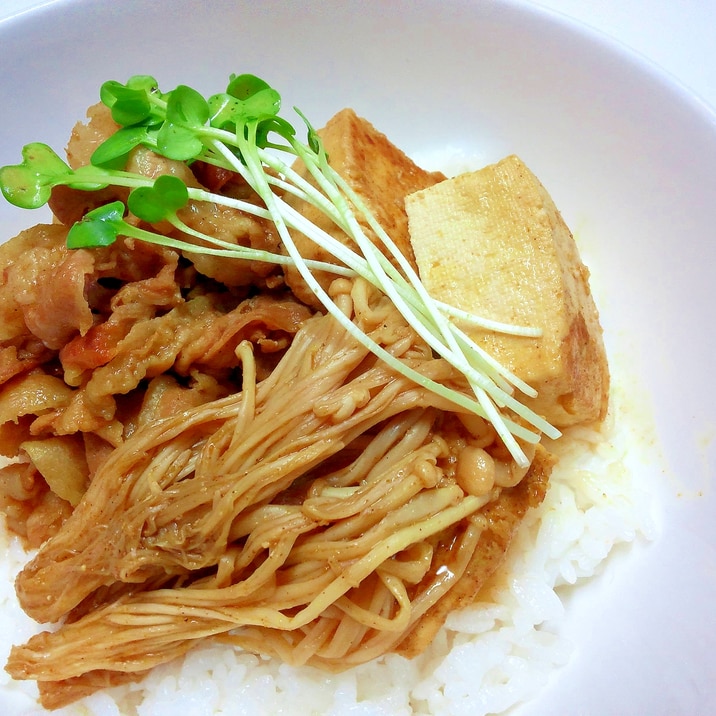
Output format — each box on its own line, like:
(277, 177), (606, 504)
(283, 108), (444, 306)
(406, 155), (609, 427)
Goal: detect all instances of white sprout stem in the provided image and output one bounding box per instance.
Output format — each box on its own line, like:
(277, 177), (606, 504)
(278, 199), (539, 412)
(126, 214), (353, 276)
(73, 162), (279, 227)
(276, 176), (525, 409)
(321, 164), (545, 394)
(213, 135), (539, 454)
(265, 141), (541, 457)
(263, 145), (519, 361)
(186, 187), (273, 221)
(276, 144), (546, 457)
(432, 299), (542, 337)
(206, 133), (545, 464)
(389, 281), (540, 400)
(166, 213), (356, 277)
(237, 147), (540, 340)
(286, 145), (482, 362)
(377, 268), (562, 441)
(311, 150), (560, 439)
(280, 196), (533, 409)
(259, 152), (353, 234)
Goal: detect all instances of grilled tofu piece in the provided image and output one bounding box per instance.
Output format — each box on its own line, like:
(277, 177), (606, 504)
(406, 154), (609, 428)
(283, 108), (444, 307)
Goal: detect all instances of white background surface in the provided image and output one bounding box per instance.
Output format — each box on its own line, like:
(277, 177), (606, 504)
(1, 0), (715, 115)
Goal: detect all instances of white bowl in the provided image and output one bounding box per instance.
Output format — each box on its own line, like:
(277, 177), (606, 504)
(1, 1), (715, 714)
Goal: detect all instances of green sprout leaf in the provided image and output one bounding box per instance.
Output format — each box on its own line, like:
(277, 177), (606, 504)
(208, 94), (245, 132)
(95, 75), (166, 164)
(66, 201), (126, 248)
(157, 85), (210, 160)
(127, 175), (189, 223)
(255, 116), (296, 150)
(165, 84), (210, 127)
(0, 143), (71, 209)
(91, 126), (156, 169)
(209, 75), (284, 150)
(156, 123), (203, 161)
(226, 73), (281, 120)
(295, 108), (324, 156)
(100, 75), (160, 126)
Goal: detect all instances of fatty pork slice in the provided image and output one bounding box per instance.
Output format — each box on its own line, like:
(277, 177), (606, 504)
(0, 223), (94, 350)
(283, 108), (445, 307)
(405, 155), (609, 428)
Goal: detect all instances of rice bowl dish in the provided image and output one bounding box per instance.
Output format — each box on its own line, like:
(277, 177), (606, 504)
(0, 87), (654, 715)
(1, 1), (715, 715)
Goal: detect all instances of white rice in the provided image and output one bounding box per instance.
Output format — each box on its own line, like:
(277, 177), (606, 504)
(0, 368), (656, 716)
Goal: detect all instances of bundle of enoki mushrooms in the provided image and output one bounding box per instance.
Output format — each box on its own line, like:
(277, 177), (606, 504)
(7, 275), (550, 708)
